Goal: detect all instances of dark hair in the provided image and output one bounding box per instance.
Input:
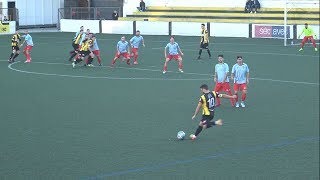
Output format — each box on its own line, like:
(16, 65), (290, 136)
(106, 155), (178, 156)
(201, 23), (205, 26)
(200, 84), (209, 90)
(170, 36), (175, 39)
(237, 55), (243, 59)
(305, 23), (308, 25)
(136, 30), (140, 32)
(218, 54), (224, 58)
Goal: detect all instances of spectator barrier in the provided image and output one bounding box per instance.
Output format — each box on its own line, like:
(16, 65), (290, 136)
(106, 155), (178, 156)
(59, 19), (315, 40)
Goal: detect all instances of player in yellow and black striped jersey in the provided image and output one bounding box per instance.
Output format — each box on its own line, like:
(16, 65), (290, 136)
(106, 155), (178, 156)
(8, 31), (21, 63)
(197, 24), (212, 60)
(68, 29), (84, 61)
(190, 84), (236, 140)
(72, 34), (94, 68)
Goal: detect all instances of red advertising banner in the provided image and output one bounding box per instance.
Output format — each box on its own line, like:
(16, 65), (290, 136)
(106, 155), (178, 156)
(254, 25), (272, 38)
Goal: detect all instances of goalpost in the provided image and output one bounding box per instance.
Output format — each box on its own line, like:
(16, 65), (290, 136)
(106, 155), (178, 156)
(284, 0), (320, 46)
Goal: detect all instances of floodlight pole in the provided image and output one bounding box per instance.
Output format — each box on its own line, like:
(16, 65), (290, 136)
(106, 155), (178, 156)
(284, 0), (288, 46)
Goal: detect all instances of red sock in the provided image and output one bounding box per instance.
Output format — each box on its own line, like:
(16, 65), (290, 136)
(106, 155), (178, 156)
(235, 94), (239, 102)
(134, 55), (138, 62)
(126, 59), (130, 65)
(163, 65), (167, 71)
(85, 57), (89, 64)
(27, 54), (31, 61)
(301, 39), (306, 48)
(216, 95), (221, 105)
(112, 59), (116, 65)
(311, 39), (317, 48)
(241, 93), (247, 101)
(178, 63), (183, 69)
(97, 57), (102, 64)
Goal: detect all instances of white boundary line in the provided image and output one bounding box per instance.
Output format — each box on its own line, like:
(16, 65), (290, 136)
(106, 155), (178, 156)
(151, 47), (320, 58)
(4, 60), (319, 85)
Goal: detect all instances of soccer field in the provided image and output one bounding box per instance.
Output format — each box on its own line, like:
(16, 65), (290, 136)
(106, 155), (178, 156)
(0, 32), (319, 180)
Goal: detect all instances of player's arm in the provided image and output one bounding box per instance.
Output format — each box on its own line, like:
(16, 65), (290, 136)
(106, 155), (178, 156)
(298, 29), (305, 38)
(311, 28), (317, 39)
(230, 66), (235, 80)
(11, 36), (15, 44)
(192, 101), (202, 120)
(178, 45), (184, 56)
(214, 72), (218, 82)
(246, 72), (250, 84)
(127, 44), (130, 54)
(130, 37), (134, 47)
(142, 38), (145, 47)
(164, 46), (167, 58)
(204, 30), (209, 43)
(20, 39), (26, 47)
(116, 43), (120, 54)
(246, 65), (250, 84)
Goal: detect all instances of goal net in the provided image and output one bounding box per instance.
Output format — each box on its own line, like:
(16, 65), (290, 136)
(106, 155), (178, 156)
(284, 0), (320, 46)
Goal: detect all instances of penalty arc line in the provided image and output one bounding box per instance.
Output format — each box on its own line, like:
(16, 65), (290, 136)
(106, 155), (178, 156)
(82, 136), (319, 179)
(5, 61), (320, 85)
(7, 62), (209, 81)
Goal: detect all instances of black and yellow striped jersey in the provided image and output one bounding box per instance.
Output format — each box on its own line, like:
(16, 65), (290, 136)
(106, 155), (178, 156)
(201, 29), (209, 43)
(11, 34), (21, 47)
(199, 91), (219, 115)
(74, 32), (83, 45)
(80, 39), (93, 51)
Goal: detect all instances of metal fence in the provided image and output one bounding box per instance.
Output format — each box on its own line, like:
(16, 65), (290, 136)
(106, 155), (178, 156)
(58, 7), (121, 29)
(59, 7), (121, 20)
(0, 8), (19, 24)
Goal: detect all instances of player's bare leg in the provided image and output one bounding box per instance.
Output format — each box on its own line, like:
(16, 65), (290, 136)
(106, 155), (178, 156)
(240, 89), (247, 108)
(23, 49), (31, 63)
(133, 51), (139, 65)
(225, 87), (235, 107)
(111, 56), (118, 67)
(86, 53), (95, 67)
(72, 55), (83, 68)
(163, 58), (170, 74)
(96, 54), (102, 66)
(9, 49), (19, 63)
(178, 58), (183, 73)
(234, 90), (240, 108)
(300, 37), (318, 52)
(190, 119), (223, 140)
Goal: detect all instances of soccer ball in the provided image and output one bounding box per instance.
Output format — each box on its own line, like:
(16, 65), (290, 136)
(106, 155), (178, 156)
(177, 131), (186, 140)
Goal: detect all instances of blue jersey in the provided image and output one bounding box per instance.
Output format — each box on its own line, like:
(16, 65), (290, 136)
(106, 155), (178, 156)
(165, 42), (180, 55)
(25, 34), (33, 46)
(215, 63), (229, 83)
(91, 39), (99, 51)
(117, 41), (129, 53)
(232, 63), (249, 84)
(130, 35), (144, 48)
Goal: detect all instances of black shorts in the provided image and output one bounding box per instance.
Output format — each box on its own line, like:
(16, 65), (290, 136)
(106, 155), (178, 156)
(12, 46), (19, 51)
(200, 42), (209, 49)
(72, 42), (79, 51)
(79, 51), (90, 57)
(201, 111), (215, 127)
